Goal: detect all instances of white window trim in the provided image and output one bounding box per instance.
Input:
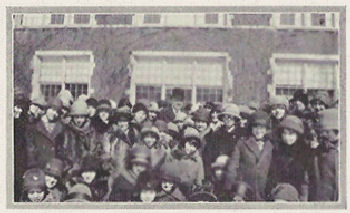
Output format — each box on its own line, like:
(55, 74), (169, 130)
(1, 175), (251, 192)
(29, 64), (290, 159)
(268, 53), (339, 97)
(31, 50), (95, 100)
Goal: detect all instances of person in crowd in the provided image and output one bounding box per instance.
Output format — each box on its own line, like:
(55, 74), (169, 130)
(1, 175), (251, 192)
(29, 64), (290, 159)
(130, 102), (149, 134)
(155, 163), (185, 202)
(154, 120), (172, 150)
(91, 99), (113, 134)
(133, 121), (168, 170)
(289, 89), (309, 118)
(86, 98), (98, 119)
(225, 111), (273, 201)
(170, 127), (204, 197)
(248, 101), (260, 112)
(26, 97), (64, 169)
(148, 101), (160, 123)
(56, 99), (96, 175)
(208, 104), (223, 133)
(133, 170), (159, 202)
(309, 91), (330, 113)
(316, 109), (339, 201)
(271, 184), (299, 202)
(167, 122), (181, 149)
(210, 154), (232, 201)
(158, 88), (186, 123)
(268, 95), (289, 130)
(118, 97), (133, 111)
(14, 91), (29, 202)
(57, 90), (74, 125)
(266, 115), (309, 201)
(21, 168), (47, 202)
(109, 145), (151, 201)
(26, 95), (46, 125)
(238, 104), (253, 140)
(192, 108), (211, 141)
(64, 182), (92, 202)
(43, 158), (67, 202)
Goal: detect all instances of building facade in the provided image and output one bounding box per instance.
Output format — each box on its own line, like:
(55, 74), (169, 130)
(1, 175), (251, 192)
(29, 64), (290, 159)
(13, 11), (339, 105)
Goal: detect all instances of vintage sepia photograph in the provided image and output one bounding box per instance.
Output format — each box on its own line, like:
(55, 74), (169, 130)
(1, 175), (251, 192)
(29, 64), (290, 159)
(7, 5), (346, 209)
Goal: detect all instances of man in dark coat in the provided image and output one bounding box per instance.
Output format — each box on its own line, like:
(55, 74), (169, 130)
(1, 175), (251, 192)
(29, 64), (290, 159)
(158, 88), (185, 123)
(26, 97), (65, 169)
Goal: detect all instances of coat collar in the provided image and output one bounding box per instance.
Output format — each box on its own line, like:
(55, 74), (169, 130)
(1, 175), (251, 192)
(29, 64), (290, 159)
(36, 119), (63, 142)
(244, 136), (273, 159)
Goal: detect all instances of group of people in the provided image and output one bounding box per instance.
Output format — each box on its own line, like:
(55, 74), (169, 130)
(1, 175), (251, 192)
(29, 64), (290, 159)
(13, 87), (339, 202)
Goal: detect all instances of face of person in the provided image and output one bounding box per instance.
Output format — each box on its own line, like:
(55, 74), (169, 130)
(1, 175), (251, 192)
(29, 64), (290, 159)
(45, 175), (57, 189)
(196, 121), (208, 132)
(131, 163), (147, 177)
(312, 101), (326, 112)
(118, 121), (129, 133)
(149, 111), (157, 121)
(240, 118), (248, 128)
(271, 107), (286, 120)
(62, 114), (72, 124)
(134, 111), (147, 124)
(28, 104), (45, 118)
(296, 101), (306, 112)
(27, 189), (45, 202)
(14, 105), (23, 119)
(211, 111), (219, 123)
(282, 129), (298, 145)
(87, 105), (96, 117)
(140, 189), (156, 202)
(319, 129), (338, 143)
(221, 115), (237, 129)
(252, 125), (267, 140)
(214, 169), (224, 180)
(46, 108), (59, 122)
(143, 133), (156, 148)
(161, 181), (174, 192)
(81, 171), (96, 184)
(172, 101), (183, 112)
(73, 115), (86, 128)
(99, 110), (110, 123)
(185, 141), (198, 155)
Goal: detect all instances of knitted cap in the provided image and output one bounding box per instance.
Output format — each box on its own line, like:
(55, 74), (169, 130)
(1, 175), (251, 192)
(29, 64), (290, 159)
(271, 184), (299, 201)
(269, 95), (289, 109)
(279, 115), (304, 134)
(192, 108), (210, 123)
(23, 168), (46, 191)
(183, 127), (201, 148)
(318, 108), (338, 131)
(44, 158), (65, 178)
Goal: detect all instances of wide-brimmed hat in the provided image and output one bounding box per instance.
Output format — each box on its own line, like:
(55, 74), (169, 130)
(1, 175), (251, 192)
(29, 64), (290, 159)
(96, 99), (112, 111)
(44, 158), (65, 178)
(218, 104), (240, 120)
(269, 95), (289, 110)
(141, 121), (160, 140)
(70, 99), (89, 116)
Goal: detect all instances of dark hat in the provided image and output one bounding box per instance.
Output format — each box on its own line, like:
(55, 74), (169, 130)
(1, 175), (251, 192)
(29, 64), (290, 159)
(132, 102), (148, 114)
(86, 98), (98, 107)
(44, 158), (65, 178)
(81, 156), (100, 172)
(171, 88), (184, 102)
(192, 108), (210, 123)
(112, 108), (132, 123)
(291, 89), (309, 106)
(203, 102), (215, 111)
(118, 97), (132, 109)
(136, 170), (159, 190)
(249, 111), (270, 127)
(310, 91), (330, 107)
(97, 99), (112, 111)
(23, 168), (46, 191)
(279, 115), (304, 134)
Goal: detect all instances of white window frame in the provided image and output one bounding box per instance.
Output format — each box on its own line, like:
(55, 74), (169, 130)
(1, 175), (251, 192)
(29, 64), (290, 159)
(268, 53), (339, 98)
(31, 51), (95, 100)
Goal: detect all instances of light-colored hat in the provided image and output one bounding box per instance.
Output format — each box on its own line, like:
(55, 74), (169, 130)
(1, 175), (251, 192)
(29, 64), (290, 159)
(219, 103), (240, 119)
(211, 155), (230, 169)
(269, 95), (289, 109)
(70, 99), (89, 115)
(148, 102), (160, 112)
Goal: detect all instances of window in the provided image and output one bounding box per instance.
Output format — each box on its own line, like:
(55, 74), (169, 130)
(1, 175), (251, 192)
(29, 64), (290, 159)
(197, 87), (223, 103)
(280, 14), (295, 25)
(40, 84), (62, 99)
(230, 14), (271, 26)
(51, 14), (64, 24)
(165, 88), (192, 104)
(65, 83), (88, 100)
(311, 13), (326, 26)
(205, 14), (219, 24)
(95, 14), (133, 25)
(135, 85), (161, 102)
(74, 14), (90, 24)
(33, 51), (94, 101)
(143, 14), (161, 24)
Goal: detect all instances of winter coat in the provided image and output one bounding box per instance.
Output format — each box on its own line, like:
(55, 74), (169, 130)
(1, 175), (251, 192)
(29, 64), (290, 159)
(266, 141), (309, 201)
(225, 136), (274, 201)
(87, 179), (109, 201)
(26, 119), (64, 168)
(317, 141), (339, 201)
(132, 142), (170, 170)
(109, 169), (138, 201)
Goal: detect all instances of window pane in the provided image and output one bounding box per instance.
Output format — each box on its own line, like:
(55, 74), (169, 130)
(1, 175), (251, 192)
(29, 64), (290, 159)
(205, 14), (219, 24)
(135, 85), (161, 102)
(95, 14), (133, 25)
(51, 14), (64, 24)
(74, 14), (90, 24)
(144, 14), (161, 24)
(311, 13), (326, 26)
(280, 14), (295, 25)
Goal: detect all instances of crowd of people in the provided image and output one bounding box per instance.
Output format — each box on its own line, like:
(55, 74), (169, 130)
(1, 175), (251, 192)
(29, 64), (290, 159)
(13, 87), (339, 202)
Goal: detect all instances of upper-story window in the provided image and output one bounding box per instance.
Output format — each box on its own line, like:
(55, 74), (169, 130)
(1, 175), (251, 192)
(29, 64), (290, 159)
(143, 14), (161, 24)
(74, 14), (91, 24)
(311, 13), (326, 26)
(95, 14), (133, 25)
(273, 12), (339, 29)
(279, 14), (295, 25)
(51, 14), (64, 24)
(205, 13), (219, 24)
